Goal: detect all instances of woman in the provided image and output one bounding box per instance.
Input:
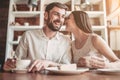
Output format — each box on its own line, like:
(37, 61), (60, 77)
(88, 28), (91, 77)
(65, 11), (120, 68)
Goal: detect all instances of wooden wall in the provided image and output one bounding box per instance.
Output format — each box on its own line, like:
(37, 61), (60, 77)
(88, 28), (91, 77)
(0, 0), (9, 71)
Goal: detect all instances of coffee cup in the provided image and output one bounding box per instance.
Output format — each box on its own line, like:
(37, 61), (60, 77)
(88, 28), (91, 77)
(15, 59), (31, 70)
(24, 22), (29, 26)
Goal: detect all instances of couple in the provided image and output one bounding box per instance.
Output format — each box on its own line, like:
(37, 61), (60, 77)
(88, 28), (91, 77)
(3, 2), (120, 72)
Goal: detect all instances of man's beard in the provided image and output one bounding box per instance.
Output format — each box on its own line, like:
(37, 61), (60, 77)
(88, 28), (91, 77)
(48, 22), (62, 31)
(47, 16), (62, 31)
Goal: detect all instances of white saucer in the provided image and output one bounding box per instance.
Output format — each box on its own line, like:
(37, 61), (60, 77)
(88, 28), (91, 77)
(12, 69), (28, 73)
(95, 69), (120, 74)
(45, 67), (89, 75)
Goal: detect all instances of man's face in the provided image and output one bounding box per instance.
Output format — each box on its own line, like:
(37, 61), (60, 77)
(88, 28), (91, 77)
(45, 7), (66, 31)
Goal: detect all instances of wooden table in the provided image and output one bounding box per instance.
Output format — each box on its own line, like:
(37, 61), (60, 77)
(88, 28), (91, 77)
(0, 71), (120, 80)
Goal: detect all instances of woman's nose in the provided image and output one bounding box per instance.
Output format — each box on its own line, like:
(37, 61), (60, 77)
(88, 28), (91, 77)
(64, 20), (68, 25)
(65, 17), (69, 20)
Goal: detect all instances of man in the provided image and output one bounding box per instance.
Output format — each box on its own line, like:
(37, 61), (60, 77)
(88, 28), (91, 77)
(3, 2), (71, 72)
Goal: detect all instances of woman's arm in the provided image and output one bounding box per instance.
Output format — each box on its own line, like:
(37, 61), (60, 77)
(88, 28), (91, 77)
(92, 34), (120, 68)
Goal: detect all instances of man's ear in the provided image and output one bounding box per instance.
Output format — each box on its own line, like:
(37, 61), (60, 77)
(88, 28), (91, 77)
(44, 12), (48, 20)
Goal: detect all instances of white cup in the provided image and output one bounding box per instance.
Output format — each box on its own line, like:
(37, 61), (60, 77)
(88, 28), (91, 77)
(24, 22), (29, 26)
(16, 59), (31, 70)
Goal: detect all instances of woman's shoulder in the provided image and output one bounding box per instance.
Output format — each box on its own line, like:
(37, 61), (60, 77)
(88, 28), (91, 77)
(91, 34), (103, 42)
(91, 33), (106, 48)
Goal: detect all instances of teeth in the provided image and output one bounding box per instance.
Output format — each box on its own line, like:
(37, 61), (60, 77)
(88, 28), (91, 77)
(55, 22), (59, 24)
(55, 22), (60, 25)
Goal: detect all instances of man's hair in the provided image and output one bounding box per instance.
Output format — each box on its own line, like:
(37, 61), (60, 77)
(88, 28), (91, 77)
(45, 2), (68, 12)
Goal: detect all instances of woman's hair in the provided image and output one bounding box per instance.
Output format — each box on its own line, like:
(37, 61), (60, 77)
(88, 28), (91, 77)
(45, 2), (68, 12)
(72, 11), (93, 33)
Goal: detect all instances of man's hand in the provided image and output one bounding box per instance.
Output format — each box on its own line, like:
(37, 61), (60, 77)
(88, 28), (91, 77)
(3, 58), (16, 71)
(28, 60), (59, 72)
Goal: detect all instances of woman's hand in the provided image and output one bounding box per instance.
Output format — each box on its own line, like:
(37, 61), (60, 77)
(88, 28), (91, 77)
(77, 56), (106, 68)
(77, 57), (87, 67)
(89, 57), (106, 68)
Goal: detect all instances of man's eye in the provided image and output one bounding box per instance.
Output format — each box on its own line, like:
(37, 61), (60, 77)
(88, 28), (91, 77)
(53, 12), (58, 15)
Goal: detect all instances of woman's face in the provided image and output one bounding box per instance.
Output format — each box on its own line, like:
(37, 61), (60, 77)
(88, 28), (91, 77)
(65, 14), (77, 31)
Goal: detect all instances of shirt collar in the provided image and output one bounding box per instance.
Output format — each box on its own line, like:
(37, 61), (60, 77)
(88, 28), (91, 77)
(40, 28), (61, 40)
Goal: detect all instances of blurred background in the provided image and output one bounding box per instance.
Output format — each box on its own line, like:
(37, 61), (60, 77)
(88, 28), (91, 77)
(0, 0), (120, 71)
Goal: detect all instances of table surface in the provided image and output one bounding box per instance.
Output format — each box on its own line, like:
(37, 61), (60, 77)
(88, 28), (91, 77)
(1, 71), (120, 80)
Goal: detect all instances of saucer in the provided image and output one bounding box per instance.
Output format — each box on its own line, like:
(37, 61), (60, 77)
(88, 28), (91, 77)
(45, 67), (89, 75)
(95, 69), (120, 74)
(11, 69), (28, 73)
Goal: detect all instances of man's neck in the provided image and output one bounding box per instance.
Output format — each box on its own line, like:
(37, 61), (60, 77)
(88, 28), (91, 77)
(43, 27), (57, 39)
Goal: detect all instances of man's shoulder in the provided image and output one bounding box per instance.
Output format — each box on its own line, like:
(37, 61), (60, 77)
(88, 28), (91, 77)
(24, 29), (42, 35)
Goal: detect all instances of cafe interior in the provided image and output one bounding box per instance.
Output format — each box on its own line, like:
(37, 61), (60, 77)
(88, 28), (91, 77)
(0, 0), (120, 80)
